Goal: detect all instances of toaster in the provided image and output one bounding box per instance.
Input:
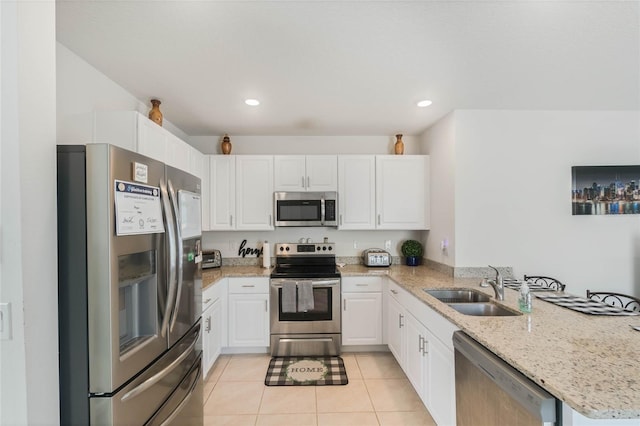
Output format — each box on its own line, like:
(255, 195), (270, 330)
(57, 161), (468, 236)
(202, 249), (222, 269)
(363, 248), (391, 267)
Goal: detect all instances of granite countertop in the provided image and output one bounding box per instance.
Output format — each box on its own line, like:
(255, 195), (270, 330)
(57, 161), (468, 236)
(202, 264), (640, 420)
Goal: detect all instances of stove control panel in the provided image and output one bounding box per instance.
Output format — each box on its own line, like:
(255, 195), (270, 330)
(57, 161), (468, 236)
(275, 242), (335, 256)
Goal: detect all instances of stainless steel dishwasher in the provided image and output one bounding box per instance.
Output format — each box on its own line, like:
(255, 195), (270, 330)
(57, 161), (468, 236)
(453, 331), (559, 426)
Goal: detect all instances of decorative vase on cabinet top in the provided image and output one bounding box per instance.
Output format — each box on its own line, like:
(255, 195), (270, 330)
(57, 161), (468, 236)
(221, 134), (232, 155)
(148, 99), (163, 126)
(394, 134), (404, 155)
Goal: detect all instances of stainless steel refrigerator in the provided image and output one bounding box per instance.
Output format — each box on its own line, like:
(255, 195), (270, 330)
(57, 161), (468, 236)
(57, 144), (204, 425)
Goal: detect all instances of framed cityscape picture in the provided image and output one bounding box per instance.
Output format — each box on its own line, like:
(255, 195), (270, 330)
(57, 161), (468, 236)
(572, 165), (640, 215)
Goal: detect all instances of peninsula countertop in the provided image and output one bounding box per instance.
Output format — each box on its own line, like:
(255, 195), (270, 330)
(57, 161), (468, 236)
(202, 264), (640, 420)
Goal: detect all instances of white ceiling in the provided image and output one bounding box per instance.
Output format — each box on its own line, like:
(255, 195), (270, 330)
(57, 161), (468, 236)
(56, 1), (639, 137)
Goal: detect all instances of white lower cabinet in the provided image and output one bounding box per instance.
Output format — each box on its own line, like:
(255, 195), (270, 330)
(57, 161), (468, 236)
(386, 281), (410, 364)
(227, 277), (270, 347)
(202, 279), (227, 378)
(386, 279), (458, 426)
(423, 329), (456, 426)
(341, 277), (383, 346)
(404, 311), (427, 395)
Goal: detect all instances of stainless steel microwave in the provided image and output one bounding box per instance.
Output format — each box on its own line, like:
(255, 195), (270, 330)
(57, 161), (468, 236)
(274, 191), (338, 227)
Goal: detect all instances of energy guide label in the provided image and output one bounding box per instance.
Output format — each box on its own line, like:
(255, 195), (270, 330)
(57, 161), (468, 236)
(114, 180), (165, 236)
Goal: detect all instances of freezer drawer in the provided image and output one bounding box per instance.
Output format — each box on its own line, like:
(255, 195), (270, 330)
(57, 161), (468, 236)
(90, 321), (201, 425)
(146, 352), (203, 426)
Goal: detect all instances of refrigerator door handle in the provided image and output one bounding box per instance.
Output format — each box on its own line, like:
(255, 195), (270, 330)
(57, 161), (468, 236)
(160, 180), (178, 338)
(120, 329), (198, 402)
(167, 180), (184, 332)
(158, 361), (202, 426)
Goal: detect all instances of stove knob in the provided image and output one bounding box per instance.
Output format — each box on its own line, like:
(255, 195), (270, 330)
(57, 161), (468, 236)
(328, 246), (333, 251)
(317, 246), (321, 251)
(279, 246), (284, 252)
(285, 246), (290, 251)
(322, 246), (327, 251)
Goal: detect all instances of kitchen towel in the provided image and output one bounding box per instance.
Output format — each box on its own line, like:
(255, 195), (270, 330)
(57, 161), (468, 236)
(281, 282), (297, 313)
(297, 281), (315, 312)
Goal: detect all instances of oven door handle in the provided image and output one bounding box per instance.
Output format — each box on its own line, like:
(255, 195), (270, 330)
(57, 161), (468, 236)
(307, 280), (340, 287)
(270, 279), (340, 289)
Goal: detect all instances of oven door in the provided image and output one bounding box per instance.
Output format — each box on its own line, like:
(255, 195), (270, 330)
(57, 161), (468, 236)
(270, 278), (341, 334)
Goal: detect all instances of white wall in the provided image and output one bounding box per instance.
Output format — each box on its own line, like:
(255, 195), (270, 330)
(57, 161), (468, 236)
(57, 43), (189, 142)
(420, 112), (456, 267)
(1, 1), (59, 424)
(202, 228), (420, 261)
(445, 110), (640, 297)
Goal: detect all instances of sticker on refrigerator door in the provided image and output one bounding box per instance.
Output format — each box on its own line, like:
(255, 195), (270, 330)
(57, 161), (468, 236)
(114, 180), (165, 236)
(133, 162), (148, 184)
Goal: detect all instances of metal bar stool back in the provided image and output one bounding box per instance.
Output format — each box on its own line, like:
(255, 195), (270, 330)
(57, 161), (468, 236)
(523, 275), (566, 291)
(586, 290), (640, 312)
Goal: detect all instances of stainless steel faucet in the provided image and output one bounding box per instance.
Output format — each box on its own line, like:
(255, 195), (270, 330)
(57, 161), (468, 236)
(487, 265), (504, 301)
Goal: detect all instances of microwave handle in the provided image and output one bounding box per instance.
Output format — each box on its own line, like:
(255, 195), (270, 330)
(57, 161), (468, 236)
(321, 198), (325, 224)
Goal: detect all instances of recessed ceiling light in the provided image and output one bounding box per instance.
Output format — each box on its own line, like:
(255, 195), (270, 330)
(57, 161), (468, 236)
(417, 100), (432, 108)
(245, 99), (260, 106)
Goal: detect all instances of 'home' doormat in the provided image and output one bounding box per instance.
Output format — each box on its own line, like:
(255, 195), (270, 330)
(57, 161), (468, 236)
(265, 356), (348, 386)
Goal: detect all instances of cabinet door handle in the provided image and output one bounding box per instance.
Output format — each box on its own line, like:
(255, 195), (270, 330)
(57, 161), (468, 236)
(265, 300), (268, 312)
(356, 284), (368, 287)
(230, 215), (233, 226)
(399, 313), (404, 328)
(205, 316), (211, 332)
(423, 337), (429, 356)
(204, 298), (212, 304)
(390, 289), (398, 295)
(418, 335), (424, 353)
(339, 214), (343, 226)
(241, 285), (255, 288)
(307, 176), (310, 188)
(301, 176), (305, 188)
(378, 214), (381, 225)
(343, 299), (347, 311)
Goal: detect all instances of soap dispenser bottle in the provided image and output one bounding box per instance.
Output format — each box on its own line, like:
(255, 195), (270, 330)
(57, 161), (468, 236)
(518, 280), (532, 313)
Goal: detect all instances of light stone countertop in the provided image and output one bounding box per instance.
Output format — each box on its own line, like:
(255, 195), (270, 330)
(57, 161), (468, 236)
(202, 264), (640, 420)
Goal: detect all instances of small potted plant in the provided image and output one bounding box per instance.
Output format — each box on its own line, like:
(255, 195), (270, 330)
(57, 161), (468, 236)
(401, 240), (423, 266)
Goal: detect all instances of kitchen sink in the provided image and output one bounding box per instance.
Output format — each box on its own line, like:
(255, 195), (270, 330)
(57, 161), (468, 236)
(448, 302), (522, 317)
(423, 288), (492, 303)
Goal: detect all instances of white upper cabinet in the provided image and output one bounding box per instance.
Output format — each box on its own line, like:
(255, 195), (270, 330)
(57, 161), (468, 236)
(274, 155), (337, 191)
(194, 150), (209, 231)
(236, 156), (274, 230)
(136, 114), (168, 162)
(375, 155), (430, 230)
(61, 110), (199, 175)
(338, 154), (429, 230)
(164, 132), (191, 172)
(209, 155), (274, 231)
(209, 155), (236, 230)
(274, 156), (306, 191)
(338, 155), (376, 229)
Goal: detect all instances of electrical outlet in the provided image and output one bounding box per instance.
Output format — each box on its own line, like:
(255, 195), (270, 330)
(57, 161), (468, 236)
(385, 240), (391, 250)
(441, 238), (449, 252)
(353, 241), (358, 249)
(0, 303), (12, 340)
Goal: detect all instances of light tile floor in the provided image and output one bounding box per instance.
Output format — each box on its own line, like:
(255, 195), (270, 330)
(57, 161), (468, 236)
(203, 352), (437, 426)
